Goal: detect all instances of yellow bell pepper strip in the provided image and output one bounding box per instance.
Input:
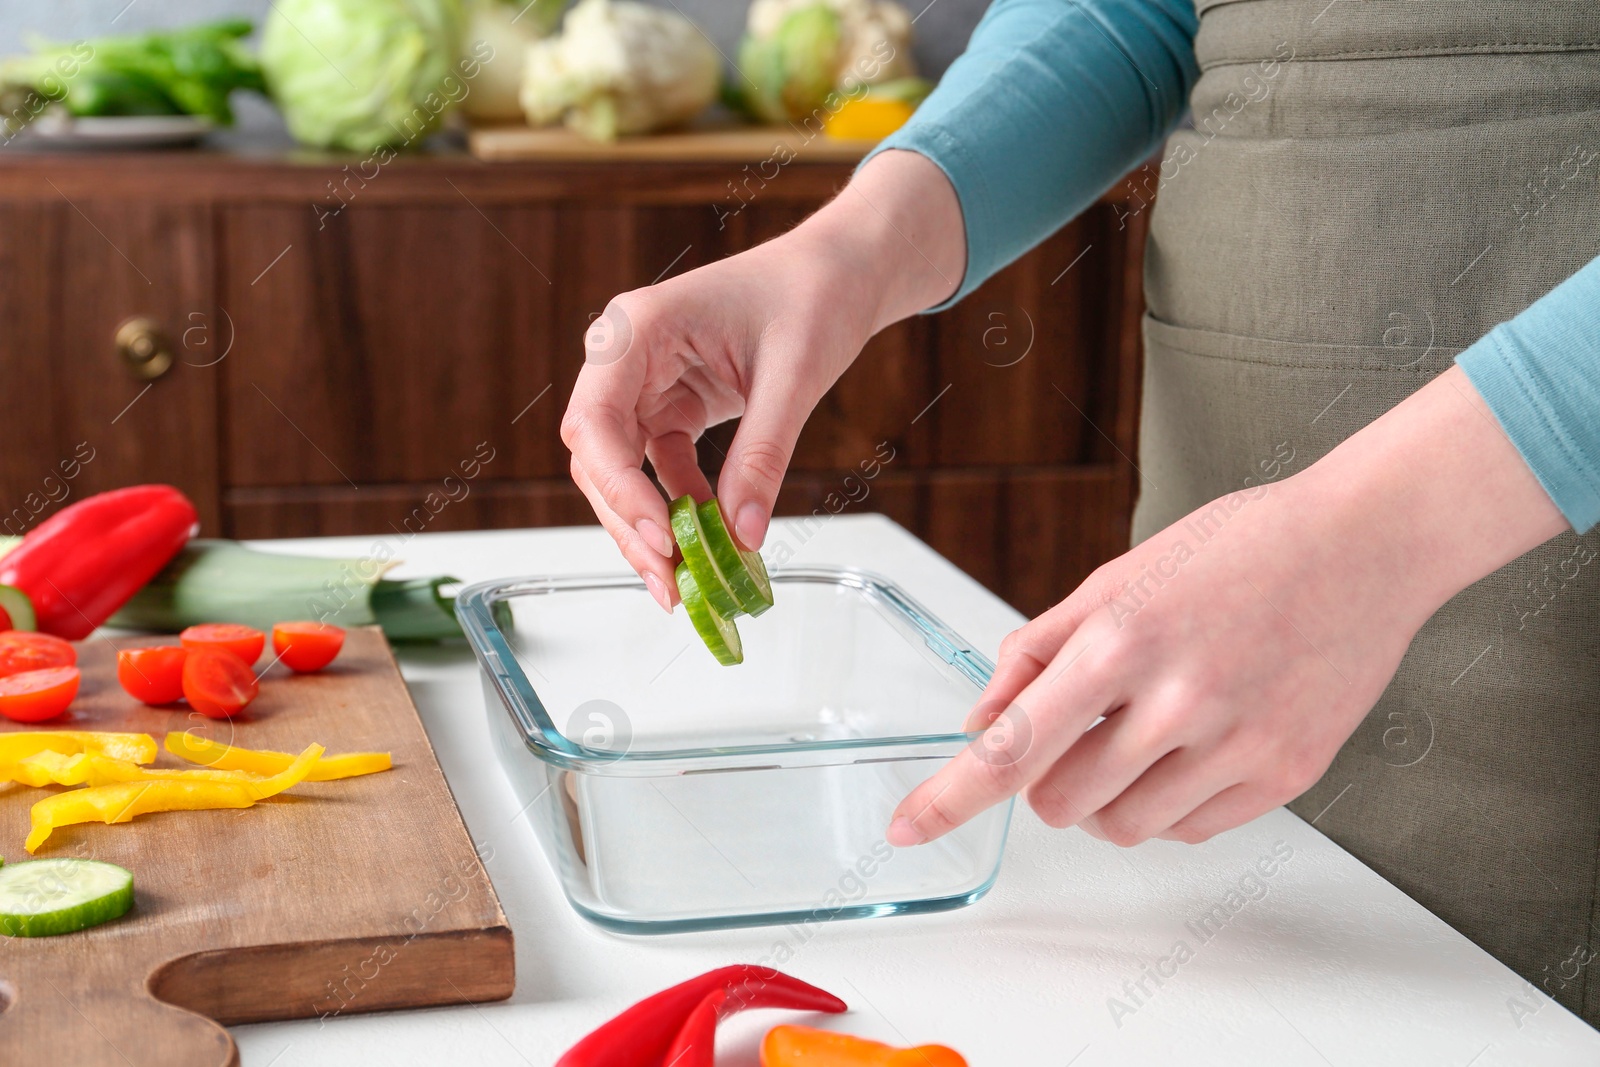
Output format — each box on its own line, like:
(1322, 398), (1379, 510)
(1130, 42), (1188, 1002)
(79, 754), (270, 788)
(5, 750), (92, 787)
(761, 1026), (969, 1067)
(3, 750), (267, 789)
(163, 732), (391, 781)
(822, 97), (916, 140)
(0, 731), (157, 765)
(26, 743), (324, 853)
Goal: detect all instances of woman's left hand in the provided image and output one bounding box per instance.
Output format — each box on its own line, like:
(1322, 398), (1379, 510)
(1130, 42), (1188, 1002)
(887, 366), (1568, 848)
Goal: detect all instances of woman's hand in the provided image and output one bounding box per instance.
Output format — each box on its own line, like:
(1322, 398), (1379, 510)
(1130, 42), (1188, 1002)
(561, 150), (964, 610)
(888, 366), (1568, 847)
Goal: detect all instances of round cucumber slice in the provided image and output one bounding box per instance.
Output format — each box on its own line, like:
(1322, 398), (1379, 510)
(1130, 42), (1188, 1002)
(0, 584), (36, 631)
(675, 562), (743, 666)
(0, 858), (133, 937)
(695, 499), (774, 617)
(668, 495), (741, 616)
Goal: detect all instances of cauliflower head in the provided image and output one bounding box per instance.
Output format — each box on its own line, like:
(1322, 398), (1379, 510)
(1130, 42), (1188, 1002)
(520, 0), (719, 140)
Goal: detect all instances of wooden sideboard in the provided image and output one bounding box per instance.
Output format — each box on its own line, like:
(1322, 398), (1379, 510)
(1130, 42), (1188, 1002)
(0, 143), (1148, 618)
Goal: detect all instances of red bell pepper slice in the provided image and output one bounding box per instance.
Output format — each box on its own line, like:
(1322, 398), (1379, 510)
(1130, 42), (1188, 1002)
(0, 485), (197, 639)
(556, 965), (847, 1067)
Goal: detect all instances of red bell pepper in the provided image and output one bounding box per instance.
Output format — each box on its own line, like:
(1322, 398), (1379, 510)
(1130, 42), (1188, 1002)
(660, 989), (725, 1067)
(557, 965), (847, 1067)
(0, 485), (198, 639)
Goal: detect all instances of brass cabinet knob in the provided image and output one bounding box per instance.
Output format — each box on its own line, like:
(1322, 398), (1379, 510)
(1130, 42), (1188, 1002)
(115, 317), (174, 380)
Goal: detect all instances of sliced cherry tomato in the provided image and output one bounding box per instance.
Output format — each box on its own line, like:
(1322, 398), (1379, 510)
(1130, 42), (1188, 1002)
(181, 649), (259, 719)
(0, 666), (80, 723)
(0, 632), (76, 679)
(117, 645), (188, 706)
(272, 621), (346, 673)
(180, 623), (265, 667)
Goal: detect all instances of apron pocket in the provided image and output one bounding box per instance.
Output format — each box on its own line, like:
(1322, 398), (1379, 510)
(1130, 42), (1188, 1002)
(1133, 314), (1462, 542)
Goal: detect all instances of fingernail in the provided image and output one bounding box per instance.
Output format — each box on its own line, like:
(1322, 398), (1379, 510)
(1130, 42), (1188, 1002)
(886, 817), (926, 848)
(644, 571), (672, 614)
(734, 503), (768, 550)
(637, 518), (674, 557)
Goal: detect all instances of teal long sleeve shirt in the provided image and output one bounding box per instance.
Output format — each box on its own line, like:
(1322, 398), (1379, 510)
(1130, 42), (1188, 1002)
(868, 0), (1600, 532)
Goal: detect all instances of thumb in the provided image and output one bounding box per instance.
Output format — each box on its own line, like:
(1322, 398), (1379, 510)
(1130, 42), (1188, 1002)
(717, 377), (810, 550)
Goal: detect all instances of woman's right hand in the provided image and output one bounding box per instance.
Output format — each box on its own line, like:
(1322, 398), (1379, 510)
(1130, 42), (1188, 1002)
(561, 149), (966, 610)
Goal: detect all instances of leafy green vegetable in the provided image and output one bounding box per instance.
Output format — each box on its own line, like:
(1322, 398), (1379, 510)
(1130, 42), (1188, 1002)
(65, 70), (183, 117)
(261, 0), (465, 152)
(0, 20), (265, 124)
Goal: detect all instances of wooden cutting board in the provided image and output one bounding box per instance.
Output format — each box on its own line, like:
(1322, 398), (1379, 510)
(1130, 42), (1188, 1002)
(0, 627), (513, 1067)
(468, 122), (879, 163)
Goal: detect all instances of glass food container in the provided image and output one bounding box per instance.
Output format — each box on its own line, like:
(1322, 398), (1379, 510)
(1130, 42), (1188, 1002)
(457, 566), (1012, 934)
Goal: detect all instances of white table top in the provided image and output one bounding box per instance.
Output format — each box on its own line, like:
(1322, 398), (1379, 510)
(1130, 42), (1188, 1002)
(232, 515), (1600, 1066)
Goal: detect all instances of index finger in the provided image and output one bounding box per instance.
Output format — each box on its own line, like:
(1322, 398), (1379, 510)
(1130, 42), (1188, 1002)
(887, 625), (1115, 846)
(561, 361), (674, 558)
(964, 568), (1133, 731)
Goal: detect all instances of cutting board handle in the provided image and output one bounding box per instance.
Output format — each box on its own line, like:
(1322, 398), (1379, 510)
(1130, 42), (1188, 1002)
(4, 962), (237, 1067)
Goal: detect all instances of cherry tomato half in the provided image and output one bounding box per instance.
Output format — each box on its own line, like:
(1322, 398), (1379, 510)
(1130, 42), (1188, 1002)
(181, 648), (259, 719)
(271, 622), (346, 673)
(0, 666), (80, 723)
(117, 645), (188, 706)
(180, 623), (265, 667)
(0, 632), (76, 679)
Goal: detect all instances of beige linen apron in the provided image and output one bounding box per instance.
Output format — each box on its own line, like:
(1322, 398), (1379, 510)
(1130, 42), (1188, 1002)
(1136, 0), (1600, 1024)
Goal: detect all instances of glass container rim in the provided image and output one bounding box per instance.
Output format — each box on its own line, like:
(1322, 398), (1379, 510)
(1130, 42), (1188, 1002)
(457, 564), (996, 770)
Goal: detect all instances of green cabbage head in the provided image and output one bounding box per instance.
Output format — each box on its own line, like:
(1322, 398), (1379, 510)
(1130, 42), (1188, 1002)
(263, 0), (465, 151)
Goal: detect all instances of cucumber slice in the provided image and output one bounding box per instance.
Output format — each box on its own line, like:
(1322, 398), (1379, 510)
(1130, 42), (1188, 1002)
(0, 858), (133, 937)
(695, 499), (774, 617)
(675, 562), (743, 666)
(668, 495), (741, 616)
(0, 584), (36, 631)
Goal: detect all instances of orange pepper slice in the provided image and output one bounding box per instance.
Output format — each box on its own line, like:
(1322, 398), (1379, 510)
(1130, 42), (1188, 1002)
(26, 743), (323, 853)
(761, 1025), (968, 1067)
(163, 732), (391, 781)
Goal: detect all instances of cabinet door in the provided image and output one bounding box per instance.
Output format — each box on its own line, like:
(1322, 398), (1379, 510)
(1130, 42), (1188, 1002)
(219, 203), (576, 486)
(0, 200), (220, 538)
(216, 199), (729, 535)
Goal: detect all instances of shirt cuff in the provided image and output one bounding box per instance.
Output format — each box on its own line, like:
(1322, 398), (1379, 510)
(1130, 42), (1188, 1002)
(1458, 326), (1600, 533)
(857, 128), (991, 312)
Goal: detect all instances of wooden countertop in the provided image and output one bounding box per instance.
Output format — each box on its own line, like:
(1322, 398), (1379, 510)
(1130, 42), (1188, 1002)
(0, 126), (865, 203)
(0, 126), (1141, 207)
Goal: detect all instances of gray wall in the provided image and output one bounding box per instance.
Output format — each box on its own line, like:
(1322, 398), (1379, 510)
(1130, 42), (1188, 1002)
(0, 0), (989, 135)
